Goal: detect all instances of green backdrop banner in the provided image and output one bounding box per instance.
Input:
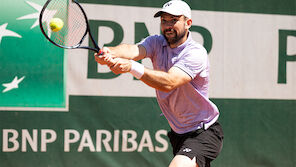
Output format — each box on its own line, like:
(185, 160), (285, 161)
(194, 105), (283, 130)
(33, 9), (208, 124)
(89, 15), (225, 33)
(0, 0), (65, 108)
(0, 0), (295, 167)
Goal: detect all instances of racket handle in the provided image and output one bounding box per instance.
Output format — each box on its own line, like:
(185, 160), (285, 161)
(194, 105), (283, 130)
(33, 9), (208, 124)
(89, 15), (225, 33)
(98, 50), (103, 55)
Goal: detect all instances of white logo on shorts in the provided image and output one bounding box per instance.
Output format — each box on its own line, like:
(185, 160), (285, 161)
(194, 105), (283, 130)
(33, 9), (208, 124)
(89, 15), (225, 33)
(183, 148), (192, 153)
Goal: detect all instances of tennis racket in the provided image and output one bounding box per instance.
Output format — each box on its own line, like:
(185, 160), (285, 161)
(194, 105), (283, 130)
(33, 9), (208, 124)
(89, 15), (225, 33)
(39, 0), (101, 53)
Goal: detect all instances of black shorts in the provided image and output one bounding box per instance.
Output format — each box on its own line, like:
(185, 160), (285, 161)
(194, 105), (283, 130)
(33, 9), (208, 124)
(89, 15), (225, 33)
(167, 122), (224, 167)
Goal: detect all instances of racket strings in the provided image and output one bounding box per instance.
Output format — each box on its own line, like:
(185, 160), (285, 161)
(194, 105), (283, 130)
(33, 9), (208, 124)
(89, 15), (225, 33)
(41, 0), (87, 48)
(67, 7), (86, 46)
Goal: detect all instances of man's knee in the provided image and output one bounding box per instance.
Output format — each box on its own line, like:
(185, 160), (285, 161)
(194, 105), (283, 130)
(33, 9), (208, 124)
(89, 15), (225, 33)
(169, 155), (198, 167)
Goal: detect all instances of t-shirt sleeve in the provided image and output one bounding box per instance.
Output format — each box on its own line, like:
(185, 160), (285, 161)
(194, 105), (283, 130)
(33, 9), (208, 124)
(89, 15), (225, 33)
(138, 35), (159, 59)
(173, 48), (208, 79)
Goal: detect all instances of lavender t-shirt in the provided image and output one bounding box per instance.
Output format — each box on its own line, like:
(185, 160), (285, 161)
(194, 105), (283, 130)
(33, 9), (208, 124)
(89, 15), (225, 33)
(140, 32), (219, 134)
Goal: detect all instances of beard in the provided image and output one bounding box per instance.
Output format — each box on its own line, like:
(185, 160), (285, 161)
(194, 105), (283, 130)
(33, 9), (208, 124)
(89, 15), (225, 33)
(162, 28), (187, 45)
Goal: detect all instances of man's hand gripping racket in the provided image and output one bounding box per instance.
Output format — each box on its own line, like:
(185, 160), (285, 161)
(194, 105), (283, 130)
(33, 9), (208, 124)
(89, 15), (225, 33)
(39, 0), (116, 65)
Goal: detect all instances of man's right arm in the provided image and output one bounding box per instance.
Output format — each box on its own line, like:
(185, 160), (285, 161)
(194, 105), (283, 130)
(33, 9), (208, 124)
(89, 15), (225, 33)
(107, 44), (146, 61)
(94, 44), (146, 65)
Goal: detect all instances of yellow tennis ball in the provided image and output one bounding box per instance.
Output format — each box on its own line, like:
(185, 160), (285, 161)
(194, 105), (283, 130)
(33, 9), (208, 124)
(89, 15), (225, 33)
(49, 18), (64, 32)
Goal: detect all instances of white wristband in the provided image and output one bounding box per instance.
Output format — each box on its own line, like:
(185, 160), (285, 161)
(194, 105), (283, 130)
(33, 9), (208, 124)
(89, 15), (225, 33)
(129, 60), (144, 79)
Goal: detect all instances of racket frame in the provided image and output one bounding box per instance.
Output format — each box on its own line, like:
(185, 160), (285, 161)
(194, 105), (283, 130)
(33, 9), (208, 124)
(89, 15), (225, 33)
(39, 0), (101, 52)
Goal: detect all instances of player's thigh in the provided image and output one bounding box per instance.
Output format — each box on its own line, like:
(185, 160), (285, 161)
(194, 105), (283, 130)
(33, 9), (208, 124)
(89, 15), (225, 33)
(169, 155), (198, 167)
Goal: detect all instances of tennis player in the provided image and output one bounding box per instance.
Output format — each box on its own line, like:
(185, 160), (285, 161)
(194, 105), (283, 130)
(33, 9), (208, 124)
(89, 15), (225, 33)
(95, 0), (223, 166)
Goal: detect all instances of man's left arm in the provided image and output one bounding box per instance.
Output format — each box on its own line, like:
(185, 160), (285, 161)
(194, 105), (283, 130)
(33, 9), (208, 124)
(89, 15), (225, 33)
(141, 66), (192, 92)
(108, 58), (192, 92)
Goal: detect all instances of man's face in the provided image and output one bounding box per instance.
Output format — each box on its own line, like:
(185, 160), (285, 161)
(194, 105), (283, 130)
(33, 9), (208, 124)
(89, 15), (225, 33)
(160, 13), (189, 45)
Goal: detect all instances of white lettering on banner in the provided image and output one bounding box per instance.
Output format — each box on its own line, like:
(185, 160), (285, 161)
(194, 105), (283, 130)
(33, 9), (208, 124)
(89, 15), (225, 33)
(138, 130), (154, 152)
(2, 129), (168, 152)
(155, 130), (169, 152)
(64, 129), (80, 152)
(65, 129), (168, 152)
(122, 130), (137, 152)
(96, 130), (112, 152)
(78, 130), (95, 152)
(113, 130), (120, 152)
(2, 129), (57, 152)
(41, 129), (57, 152)
(3, 129), (19, 152)
(22, 129), (38, 152)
